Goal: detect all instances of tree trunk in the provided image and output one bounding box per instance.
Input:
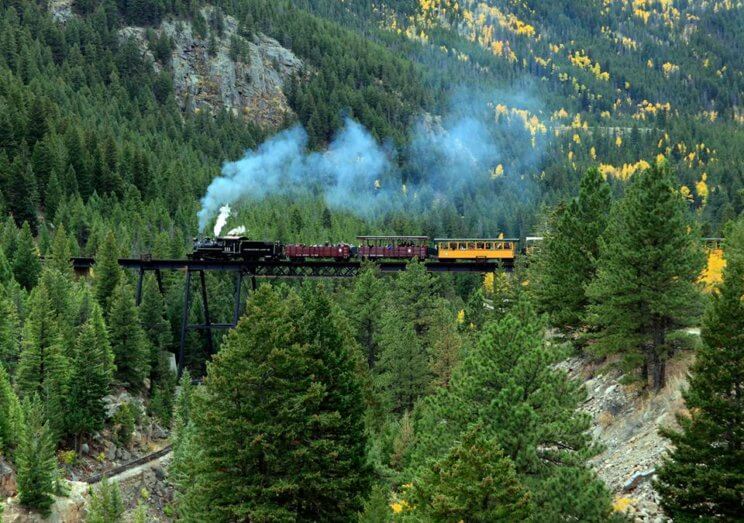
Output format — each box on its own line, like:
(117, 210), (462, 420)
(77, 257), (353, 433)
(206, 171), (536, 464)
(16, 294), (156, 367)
(651, 319), (667, 391)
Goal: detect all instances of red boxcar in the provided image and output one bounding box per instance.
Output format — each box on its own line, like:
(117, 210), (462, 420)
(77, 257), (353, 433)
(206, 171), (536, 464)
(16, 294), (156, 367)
(356, 236), (428, 260)
(284, 244), (352, 260)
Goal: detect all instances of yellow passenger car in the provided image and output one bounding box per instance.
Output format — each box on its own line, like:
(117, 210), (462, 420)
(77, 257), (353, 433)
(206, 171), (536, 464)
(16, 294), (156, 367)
(434, 236), (519, 261)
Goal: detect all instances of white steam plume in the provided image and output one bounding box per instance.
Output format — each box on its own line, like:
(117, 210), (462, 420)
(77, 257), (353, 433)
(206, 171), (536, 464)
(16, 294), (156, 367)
(226, 225), (246, 236)
(213, 204), (231, 236)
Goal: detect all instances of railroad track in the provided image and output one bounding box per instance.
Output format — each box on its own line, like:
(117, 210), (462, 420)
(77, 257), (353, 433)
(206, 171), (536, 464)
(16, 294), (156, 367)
(85, 445), (172, 484)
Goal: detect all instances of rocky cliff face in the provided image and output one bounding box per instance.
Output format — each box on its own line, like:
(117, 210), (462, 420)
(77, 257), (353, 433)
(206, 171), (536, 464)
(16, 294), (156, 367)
(120, 6), (303, 128)
(560, 351), (694, 522)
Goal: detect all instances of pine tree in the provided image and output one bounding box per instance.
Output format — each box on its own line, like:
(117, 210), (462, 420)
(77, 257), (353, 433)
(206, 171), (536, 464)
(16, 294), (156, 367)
(409, 298), (613, 520)
(654, 217), (744, 520)
(0, 246), (14, 285)
(346, 261), (386, 368)
(170, 371), (202, 517)
(86, 478), (125, 523)
(375, 308), (430, 415)
(0, 290), (20, 374)
(180, 285), (369, 521)
(427, 301), (463, 390)
(12, 222), (41, 290)
(7, 160), (38, 231)
(294, 284), (371, 519)
(68, 305), (114, 440)
(48, 224), (73, 277)
(393, 260), (441, 338)
(587, 161), (705, 389)
(0, 366), (22, 451)
(138, 275), (171, 377)
(16, 395), (59, 516)
(15, 286), (68, 403)
(531, 168), (611, 329)
(108, 281), (150, 391)
(404, 427), (532, 522)
(93, 230), (122, 315)
(0, 217), (18, 261)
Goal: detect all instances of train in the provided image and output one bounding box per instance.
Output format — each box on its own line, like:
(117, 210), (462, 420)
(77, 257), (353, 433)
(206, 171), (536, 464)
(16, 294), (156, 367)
(189, 234), (521, 263)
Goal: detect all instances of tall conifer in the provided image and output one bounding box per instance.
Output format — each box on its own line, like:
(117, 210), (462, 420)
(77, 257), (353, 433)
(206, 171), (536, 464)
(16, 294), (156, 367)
(295, 284), (371, 519)
(108, 281), (150, 390)
(179, 285), (370, 521)
(587, 161), (704, 389)
(15, 286), (69, 409)
(93, 230), (122, 315)
(16, 395), (59, 516)
(655, 217), (744, 519)
(409, 298), (613, 520)
(12, 222), (40, 290)
(0, 366), (22, 451)
(532, 167), (610, 329)
(68, 304), (114, 440)
(346, 262), (386, 368)
(0, 290), (20, 374)
(375, 308), (430, 415)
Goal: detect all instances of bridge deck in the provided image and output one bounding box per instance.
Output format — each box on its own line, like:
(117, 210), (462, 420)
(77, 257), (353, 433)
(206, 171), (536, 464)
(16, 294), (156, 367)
(71, 257), (513, 276)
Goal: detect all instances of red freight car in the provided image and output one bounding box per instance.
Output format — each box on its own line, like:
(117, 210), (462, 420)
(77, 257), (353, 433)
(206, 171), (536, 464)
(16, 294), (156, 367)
(284, 243), (352, 260)
(356, 236), (429, 260)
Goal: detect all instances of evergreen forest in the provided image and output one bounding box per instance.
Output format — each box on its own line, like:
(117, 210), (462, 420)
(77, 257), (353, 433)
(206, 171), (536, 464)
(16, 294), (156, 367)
(0, 0), (741, 521)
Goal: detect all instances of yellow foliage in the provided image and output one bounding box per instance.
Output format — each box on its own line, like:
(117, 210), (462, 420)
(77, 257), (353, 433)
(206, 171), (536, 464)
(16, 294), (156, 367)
(573, 133), (581, 144)
(701, 248), (725, 291)
(695, 173), (708, 202)
(590, 146), (597, 160)
(483, 272), (494, 294)
(613, 496), (636, 512)
(569, 51), (609, 80)
(615, 135), (623, 147)
(598, 160), (651, 181)
(680, 185), (692, 200)
(662, 62), (679, 77)
(491, 164), (504, 179)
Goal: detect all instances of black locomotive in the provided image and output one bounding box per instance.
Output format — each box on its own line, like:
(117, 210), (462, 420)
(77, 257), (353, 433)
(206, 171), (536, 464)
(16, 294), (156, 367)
(189, 236), (281, 261)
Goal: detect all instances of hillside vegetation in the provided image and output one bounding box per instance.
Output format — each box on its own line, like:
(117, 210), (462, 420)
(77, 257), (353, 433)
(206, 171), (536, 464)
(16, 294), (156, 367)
(0, 1), (741, 521)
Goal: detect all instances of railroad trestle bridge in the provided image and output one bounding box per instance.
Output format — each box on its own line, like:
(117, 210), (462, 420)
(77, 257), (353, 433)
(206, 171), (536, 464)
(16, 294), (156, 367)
(70, 257), (513, 375)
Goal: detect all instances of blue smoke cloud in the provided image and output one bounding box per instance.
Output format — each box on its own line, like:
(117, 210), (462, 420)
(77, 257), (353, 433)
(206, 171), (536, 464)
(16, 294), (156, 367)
(197, 119), (391, 231)
(198, 91), (546, 233)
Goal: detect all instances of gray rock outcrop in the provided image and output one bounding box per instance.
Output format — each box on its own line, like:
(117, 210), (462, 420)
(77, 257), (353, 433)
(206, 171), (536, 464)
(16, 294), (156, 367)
(120, 6), (303, 128)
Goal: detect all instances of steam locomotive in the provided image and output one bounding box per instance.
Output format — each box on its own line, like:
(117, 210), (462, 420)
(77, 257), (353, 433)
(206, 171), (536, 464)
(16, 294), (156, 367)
(189, 234), (521, 262)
